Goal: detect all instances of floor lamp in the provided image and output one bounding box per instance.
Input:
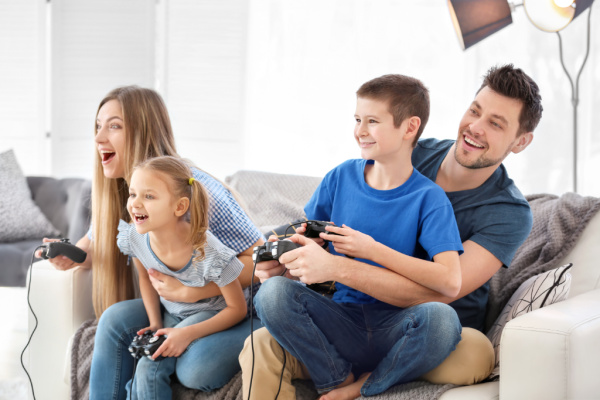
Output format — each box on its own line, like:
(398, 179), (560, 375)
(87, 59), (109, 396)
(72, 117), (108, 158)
(448, 0), (595, 193)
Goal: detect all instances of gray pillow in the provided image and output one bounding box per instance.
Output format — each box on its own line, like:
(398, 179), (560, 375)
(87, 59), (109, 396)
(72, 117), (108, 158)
(0, 149), (60, 242)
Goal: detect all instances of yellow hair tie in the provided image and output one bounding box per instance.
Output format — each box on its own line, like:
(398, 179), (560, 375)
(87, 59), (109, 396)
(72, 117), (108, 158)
(188, 177), (195, 185)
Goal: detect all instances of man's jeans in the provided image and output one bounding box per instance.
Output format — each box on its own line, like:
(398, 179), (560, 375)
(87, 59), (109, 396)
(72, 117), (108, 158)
(254, 277), (462, 396)
(89, 298), (262, 400)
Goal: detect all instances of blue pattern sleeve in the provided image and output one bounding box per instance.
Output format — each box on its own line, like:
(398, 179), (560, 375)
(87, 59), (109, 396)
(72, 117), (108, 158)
(116, 219), (134, 256)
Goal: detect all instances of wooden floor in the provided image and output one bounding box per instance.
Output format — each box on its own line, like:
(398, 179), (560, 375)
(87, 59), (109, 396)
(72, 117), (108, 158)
(0, 287), (31, 399)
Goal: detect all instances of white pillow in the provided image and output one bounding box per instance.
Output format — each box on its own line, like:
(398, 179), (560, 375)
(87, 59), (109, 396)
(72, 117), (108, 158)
(486, 263), (573, 378)
(0, 149), (60, 241)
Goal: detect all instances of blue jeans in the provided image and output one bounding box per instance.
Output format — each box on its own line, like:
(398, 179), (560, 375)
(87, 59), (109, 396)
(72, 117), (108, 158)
(254, 277), (462, 396)
(89, 298), (263, 400)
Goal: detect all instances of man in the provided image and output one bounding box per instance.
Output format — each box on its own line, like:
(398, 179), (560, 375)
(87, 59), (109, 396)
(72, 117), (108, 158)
(240, 64), (542, 399)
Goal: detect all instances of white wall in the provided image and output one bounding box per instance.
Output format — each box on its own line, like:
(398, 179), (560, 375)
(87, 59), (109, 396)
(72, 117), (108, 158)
(1, 0), (598, 197)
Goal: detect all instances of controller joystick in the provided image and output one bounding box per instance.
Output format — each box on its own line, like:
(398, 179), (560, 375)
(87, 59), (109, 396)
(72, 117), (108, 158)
(128, 330), (167, 361)
(252, 240), (302, 263)
(40, 238), (87, 263)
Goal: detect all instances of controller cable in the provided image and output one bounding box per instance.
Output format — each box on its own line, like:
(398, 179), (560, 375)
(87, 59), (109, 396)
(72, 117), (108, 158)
(248, 251), (286, 400)
(20, 246), (45, 400)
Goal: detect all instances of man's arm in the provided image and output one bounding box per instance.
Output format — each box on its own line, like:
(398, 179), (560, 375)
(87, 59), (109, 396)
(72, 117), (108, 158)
(335, 240), (502, 307)
(281, 235), (500, 307)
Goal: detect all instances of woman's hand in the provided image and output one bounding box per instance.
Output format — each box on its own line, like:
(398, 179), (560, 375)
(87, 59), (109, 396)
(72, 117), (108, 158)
(147, 269), (188, 302)
(34, 238), (80, 271)
(152, 327), (195, 359)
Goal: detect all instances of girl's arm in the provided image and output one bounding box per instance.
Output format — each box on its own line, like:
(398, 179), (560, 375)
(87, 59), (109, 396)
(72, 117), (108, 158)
(134, 258), (163, 331)
(148, 238), (264, 303)
(152, 279), (247, 358)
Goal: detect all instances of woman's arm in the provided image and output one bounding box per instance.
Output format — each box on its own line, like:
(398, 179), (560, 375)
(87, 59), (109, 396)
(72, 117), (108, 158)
(134, 258), (163, 330)
(152, 279), (248, 358)
(149, 237), (265, 303)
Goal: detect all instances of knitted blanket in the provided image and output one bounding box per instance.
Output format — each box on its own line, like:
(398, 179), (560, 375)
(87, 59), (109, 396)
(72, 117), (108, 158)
(485, 192), (600, 331)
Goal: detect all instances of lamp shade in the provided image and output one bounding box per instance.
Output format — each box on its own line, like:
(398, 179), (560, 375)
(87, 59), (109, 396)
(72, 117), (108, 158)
(523, 0), (594, 31)
(448, 0), (513, 50)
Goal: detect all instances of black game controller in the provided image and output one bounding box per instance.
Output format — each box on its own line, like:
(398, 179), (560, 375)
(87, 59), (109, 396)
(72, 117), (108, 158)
(128, 330), (167, 361)
(40, 238), (87, 263)
(304, 221), (342, 240)
(252, 240), (302, 263)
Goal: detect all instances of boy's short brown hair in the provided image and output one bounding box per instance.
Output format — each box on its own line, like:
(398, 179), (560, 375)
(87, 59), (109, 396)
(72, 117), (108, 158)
(357, 74), (430, 147)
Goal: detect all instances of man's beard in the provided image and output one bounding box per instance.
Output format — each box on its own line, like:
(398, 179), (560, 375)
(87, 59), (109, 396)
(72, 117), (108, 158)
(453, 140), (513, 170)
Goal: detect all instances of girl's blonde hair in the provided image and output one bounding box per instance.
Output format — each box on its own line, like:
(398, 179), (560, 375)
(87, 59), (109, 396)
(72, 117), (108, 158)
(92, 86), (178, 318)
(134, 156), (210, 262)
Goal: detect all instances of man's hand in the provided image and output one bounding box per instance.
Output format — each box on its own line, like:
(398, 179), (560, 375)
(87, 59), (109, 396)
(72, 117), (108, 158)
(321, 224), (377, 260)
(279, 234), (336, 284)
(254, 235), (287, 282)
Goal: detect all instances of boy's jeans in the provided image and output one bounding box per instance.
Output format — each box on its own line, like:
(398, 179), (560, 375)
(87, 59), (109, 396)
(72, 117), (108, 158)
(89, 298), (262, 400)
(254, 277), (462, 396)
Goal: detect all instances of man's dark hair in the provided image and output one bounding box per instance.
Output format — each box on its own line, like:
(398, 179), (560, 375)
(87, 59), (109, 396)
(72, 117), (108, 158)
(478, 64), (543, 135)
(357, 74), (430, 146)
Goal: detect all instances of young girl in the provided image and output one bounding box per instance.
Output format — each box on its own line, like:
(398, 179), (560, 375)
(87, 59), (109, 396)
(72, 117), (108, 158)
(117, 155), (249, 400)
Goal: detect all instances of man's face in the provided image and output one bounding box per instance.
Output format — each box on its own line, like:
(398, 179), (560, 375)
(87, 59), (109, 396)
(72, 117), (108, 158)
(454, 86), (530, 169)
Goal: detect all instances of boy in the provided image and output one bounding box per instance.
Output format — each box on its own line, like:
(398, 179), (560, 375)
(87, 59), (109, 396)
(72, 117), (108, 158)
(249, 74), (465, 399)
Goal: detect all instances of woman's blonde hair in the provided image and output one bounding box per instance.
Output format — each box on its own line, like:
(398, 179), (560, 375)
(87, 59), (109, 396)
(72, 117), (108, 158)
(134, 156), (210, 262)
(92, 86), (178, 318)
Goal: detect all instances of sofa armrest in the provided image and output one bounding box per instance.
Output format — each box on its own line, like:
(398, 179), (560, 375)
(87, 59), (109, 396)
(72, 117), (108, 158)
(26, 259), (95, 400)
(499, 288), (600, 400)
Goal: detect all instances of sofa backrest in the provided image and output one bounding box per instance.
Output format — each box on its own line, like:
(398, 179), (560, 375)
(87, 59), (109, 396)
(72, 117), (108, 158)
(225, 170), (322, 233)
(555, 211), (600, 297)
(27, 176), (92, 240)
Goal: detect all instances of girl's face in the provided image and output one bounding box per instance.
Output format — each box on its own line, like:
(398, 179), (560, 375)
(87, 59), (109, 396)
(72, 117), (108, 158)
(95, 99), (126, 179)
(127, 168), (180, 235)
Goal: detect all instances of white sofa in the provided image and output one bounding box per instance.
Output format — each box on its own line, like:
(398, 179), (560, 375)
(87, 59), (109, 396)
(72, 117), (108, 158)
(25, 170), (600, 400)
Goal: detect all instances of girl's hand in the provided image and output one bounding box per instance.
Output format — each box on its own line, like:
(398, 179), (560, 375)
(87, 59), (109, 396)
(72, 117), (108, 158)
(34, 238), (81, 271)
(137, 325), (162, 336)
(322, 224), (377, 260)
(152, 327), (195, 359)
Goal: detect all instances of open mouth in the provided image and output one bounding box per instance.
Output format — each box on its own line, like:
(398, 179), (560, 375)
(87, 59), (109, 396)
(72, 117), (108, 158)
(134, 214), (148, 223)
(464, 136), (484, 149)
(101, 151), (116, 163)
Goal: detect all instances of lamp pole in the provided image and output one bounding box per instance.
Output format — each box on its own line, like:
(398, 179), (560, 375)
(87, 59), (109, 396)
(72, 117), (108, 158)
(556, 6), (592, 193)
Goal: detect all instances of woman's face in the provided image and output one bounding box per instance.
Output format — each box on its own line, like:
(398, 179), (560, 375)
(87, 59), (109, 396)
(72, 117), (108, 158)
(95, 99), (126, 179)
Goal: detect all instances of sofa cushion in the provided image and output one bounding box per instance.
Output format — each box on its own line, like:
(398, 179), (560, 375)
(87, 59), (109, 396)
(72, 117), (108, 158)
(0, 149), (60, 242)
(486, 263), (573, 378)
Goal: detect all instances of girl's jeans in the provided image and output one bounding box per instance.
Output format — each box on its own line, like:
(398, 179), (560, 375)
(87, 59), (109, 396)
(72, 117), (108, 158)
(254, 277), (462, 396)
(89, 298), (263, 400)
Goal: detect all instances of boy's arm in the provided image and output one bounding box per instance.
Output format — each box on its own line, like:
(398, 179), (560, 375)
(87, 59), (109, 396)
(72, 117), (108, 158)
(152, 279), (248, 358)
(323, 224), (462, 298)
(134, 258), (163, 330)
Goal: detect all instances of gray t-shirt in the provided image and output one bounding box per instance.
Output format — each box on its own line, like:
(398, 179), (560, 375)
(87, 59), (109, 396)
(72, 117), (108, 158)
(117, 220), (248, 318)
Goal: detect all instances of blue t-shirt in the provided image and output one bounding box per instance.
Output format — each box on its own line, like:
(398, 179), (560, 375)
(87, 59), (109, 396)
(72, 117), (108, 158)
(304, 159), (463, 305)
(412, 138), (533, 330)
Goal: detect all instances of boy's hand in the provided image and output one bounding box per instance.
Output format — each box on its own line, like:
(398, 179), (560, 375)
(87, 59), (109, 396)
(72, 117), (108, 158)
(152, 327), (194, 359)
(254, 235), (288, 282)
(321, 224), (377, 260)
(279, 235), (336, 284)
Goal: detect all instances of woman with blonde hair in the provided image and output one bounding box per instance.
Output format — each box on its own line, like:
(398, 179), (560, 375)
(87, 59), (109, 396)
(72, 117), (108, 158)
(41, 85), (264, 399)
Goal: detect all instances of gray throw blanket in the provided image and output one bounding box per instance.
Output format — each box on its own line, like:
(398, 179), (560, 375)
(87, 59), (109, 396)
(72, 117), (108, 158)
(486, 192), (600, 331)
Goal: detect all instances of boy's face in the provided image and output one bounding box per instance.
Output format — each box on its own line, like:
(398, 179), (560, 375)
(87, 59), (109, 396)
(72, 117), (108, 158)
(454, 86), (531, 169)
(354, 97), (407, 163)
